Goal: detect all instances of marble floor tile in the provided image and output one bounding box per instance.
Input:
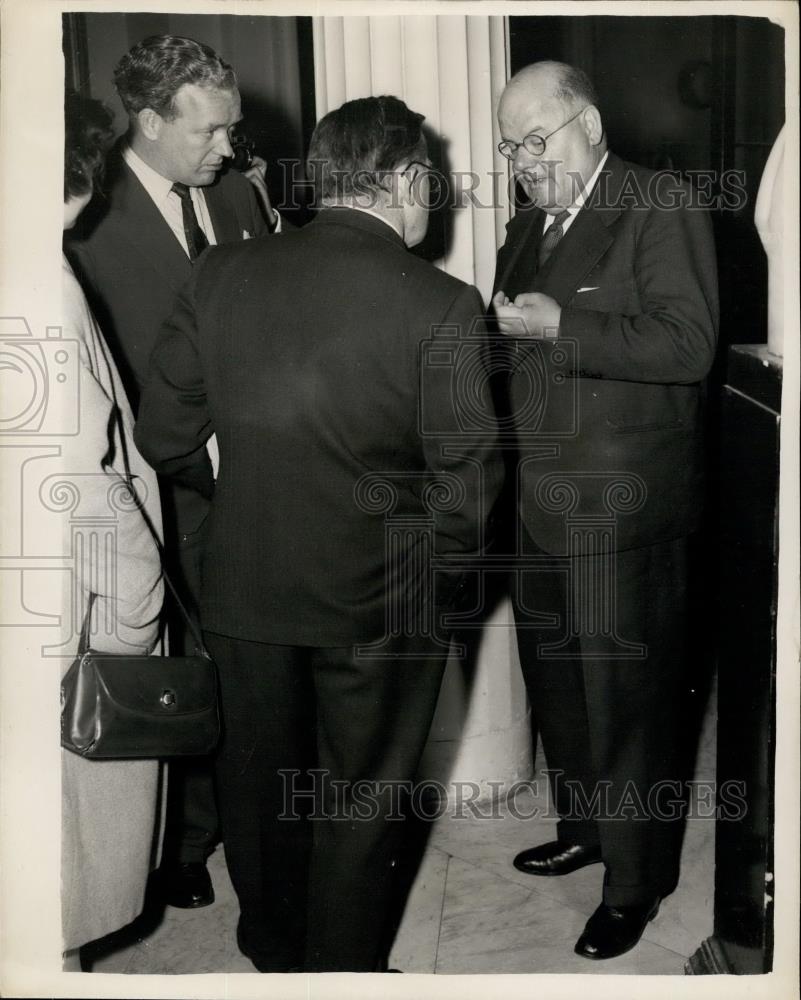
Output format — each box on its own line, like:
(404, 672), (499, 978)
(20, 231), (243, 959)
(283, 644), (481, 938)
(123, 846), (242, 975)
(429, 779), (606, 914)
(427, 761), (716, 960)
(389, 846), (449, 973)
(435, 857), (686, 975)
(89, 941), (138, 974)
(83, 690), (717, 978)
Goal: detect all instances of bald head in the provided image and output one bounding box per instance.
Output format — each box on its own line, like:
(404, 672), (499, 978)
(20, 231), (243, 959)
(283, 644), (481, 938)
(498, 61), (606, 213)
(503, 61), (599, 113)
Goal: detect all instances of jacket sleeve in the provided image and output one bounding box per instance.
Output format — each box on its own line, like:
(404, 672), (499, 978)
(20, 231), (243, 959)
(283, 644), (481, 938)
(61, 278), (164, 655)
(419, 284), (505, 607)
(238, 170), (297, 236)
(244, 176), (270, 237)
(558, 199), (719, 384)
(134, 263), (216, 500)
(64, 236), (98, 301)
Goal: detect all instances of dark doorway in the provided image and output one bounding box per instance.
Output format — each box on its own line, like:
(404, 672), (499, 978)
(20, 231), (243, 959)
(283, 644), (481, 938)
(509, 14), (785, 347)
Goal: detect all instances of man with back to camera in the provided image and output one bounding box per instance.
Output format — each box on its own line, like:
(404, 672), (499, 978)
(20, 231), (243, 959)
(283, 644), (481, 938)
(65, 34), (282, 911)
(134, 95), (504, 971)
(492, 61), (718, 959)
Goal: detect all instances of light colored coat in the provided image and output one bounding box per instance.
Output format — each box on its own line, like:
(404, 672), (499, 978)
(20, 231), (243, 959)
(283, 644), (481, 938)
(60, 256), (165, 950)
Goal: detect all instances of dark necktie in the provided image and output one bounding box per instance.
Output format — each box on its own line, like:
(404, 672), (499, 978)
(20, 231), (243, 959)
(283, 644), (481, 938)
(538, 209), (571, 268)
(171, 182), (209, 262)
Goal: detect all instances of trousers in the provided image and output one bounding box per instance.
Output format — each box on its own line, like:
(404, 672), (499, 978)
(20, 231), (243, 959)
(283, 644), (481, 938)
(204, 629), (449, 972)
(514, 532), (689, 906)
(160, 518), (218, 866)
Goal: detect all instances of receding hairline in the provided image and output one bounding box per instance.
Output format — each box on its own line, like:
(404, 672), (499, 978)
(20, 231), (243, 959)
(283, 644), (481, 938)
(502, 60), (596, 111)
(171, 81), (241, 107)
(130, 80), (241, 124)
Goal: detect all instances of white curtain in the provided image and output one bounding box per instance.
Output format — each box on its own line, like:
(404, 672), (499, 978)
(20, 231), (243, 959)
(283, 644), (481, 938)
(312, 14), (511, 303)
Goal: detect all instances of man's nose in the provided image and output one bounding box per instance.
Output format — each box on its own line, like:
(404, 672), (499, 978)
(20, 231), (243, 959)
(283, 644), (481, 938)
(215, 131), (235, 158)
(512, 145), (538, 171)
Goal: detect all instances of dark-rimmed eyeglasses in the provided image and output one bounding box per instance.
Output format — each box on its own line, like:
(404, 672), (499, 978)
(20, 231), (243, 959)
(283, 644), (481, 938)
(403, 160), (446, 206)
(498, 106), (588, 160)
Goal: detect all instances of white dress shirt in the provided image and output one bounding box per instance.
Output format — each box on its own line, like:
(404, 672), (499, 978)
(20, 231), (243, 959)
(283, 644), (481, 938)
(122, 144), (222, 474)
(542, 150), (610, 235)
(122, 145), (219, 254)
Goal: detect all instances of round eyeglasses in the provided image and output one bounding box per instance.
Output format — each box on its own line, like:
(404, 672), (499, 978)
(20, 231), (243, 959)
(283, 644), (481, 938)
(498, 106), (588, 160)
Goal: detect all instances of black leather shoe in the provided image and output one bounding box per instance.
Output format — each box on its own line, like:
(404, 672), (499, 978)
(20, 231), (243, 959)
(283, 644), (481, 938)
(513, 840), (602, 876)
(574, 898), (660, 960)
(159, 862), (214, 908)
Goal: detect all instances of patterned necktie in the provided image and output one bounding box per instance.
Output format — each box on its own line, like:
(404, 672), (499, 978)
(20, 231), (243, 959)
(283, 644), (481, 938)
(538, 210), (571, 268)
(171, 182), (209, 262)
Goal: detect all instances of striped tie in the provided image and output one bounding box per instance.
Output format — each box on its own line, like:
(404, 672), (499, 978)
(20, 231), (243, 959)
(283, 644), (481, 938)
(171, 182), (209, 262)
(538, 210), (571, 268)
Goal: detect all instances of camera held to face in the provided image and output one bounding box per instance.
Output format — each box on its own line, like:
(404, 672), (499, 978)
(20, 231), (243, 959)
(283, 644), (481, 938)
(230, 131), (256, 172)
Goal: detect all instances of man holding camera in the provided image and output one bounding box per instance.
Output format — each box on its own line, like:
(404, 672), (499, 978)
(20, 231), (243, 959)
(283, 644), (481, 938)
(66, 33), (281, 911)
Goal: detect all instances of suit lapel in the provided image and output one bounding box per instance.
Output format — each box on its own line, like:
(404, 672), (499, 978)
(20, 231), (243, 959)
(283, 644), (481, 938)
(534, 206), (616, 304)
(497, 153), (627, 305)
(108, 158), (192, 293)
(205, 177), (243, 244)
(495, 205), (545, 297)
(534, 155), (628, 303)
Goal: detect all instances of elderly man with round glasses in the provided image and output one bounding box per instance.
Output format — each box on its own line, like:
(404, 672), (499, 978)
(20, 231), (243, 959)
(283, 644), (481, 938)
(492, 60), (719, 961)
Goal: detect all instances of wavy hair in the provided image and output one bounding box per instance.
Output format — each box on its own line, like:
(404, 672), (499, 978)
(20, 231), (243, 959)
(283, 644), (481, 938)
(114, 34), (237, 120)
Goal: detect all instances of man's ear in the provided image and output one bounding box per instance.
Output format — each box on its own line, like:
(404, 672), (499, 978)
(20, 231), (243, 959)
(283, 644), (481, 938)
(371, 166), (408, 212)
(137, 107), (163, 141)
(581, 106), (604, 147)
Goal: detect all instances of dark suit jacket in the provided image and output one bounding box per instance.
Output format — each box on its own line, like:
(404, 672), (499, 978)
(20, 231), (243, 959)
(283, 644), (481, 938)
(66, 146), (269, 536)
(494, 152), (719, 554)
(135, 207), (503, 646)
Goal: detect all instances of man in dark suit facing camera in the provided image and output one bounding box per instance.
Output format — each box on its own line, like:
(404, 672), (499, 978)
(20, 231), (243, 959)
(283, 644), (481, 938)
(66, 34), (280, 911)
(135, 95), (503, 971)
(492, 61), (718, 960)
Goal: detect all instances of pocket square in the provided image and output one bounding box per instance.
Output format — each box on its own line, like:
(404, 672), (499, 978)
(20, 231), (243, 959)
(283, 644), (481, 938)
(577, 286), (599, 293)
(242, 229), (252, 240)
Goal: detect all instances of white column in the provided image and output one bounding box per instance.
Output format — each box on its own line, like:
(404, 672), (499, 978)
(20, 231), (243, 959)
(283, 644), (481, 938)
(312, 15), (532, 800)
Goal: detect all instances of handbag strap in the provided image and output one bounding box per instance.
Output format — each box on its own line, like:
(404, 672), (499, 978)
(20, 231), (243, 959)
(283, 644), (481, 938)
(77, 591), (96, 656)
(159, 557), (209, 658)
(110, 393), (211, 659)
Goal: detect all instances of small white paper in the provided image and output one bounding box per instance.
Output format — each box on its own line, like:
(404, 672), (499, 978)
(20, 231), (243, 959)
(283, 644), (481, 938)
(207, 433), (220, 478)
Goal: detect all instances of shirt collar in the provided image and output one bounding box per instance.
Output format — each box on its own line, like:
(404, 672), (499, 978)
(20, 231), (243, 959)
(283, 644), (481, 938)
(122, 143), (178, 208)
(571, 150), (609, 213)
(338, 203), (404, 241)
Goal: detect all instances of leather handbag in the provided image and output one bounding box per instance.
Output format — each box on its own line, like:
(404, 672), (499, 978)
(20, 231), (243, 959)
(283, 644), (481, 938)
(60, 397), (219, 759)
(61, 589), (220, 759)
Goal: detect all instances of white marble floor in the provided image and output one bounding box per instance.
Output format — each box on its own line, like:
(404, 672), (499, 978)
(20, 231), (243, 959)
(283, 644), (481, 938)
(87, 689), (716, 978)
